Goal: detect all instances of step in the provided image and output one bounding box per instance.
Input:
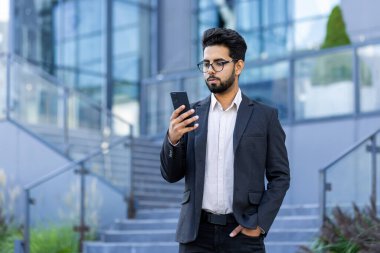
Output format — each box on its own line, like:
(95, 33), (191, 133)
(265, 228), (318, 242)
(265, 241), (310, 253)
(83, 241), (309, 253)
(113, 215), (318, 231)
(136, 208), (180, 219)
(101, 229), (176, 242)
(136, 200), (181, 209)
(278, 204), (319, 216)
(132, 152), (160, 161)
(83, 241), (178, 253)
(133, 183), (184, 194)
(133, 159), (162, 168)
(114, 218), (178, 230)
(270, 215), (319, 229)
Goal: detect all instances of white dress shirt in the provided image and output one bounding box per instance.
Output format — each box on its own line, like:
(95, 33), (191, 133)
(201, 89), (242, 214)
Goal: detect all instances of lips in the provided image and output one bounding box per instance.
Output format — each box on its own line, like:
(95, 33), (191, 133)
(207, 77), (220, 83)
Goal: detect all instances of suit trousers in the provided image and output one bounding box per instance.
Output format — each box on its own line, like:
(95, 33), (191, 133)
(179, 217), (266, 253)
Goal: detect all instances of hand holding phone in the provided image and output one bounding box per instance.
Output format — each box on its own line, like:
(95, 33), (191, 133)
(168, 91), (199, 144)
(170, 91), (194, 127)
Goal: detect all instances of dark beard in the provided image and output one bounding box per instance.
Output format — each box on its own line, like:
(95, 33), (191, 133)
(205, 69), (236, 94)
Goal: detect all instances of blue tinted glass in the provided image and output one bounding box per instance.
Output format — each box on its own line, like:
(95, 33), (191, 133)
(78, 0), (103, 35)
(236, 0), (260, 30)
(60, 1), (77, 40)
(241, 32), (261, 61)
(78, 35), (104, 64)
(62, 40), (76, 67)
(263, 26), (291, 58)
(263, 0), (289, 26)
(113, 56), (139, 82)
(241, 62), (289, 120)
(113, 27), (139, 56)
(294, 18), (328, 51)
(113, 1), (138, 28)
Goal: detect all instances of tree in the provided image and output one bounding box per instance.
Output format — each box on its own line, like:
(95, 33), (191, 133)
(321, 5), (351, 49)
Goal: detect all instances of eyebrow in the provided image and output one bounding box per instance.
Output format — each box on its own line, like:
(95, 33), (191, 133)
(203, 58), (227, 62)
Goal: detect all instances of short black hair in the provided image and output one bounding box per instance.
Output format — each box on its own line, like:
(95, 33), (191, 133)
(202, 28), (247, 61)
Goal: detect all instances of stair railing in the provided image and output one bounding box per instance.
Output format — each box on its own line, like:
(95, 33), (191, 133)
(319, 128), (380, 223)
(21, 134), (134, 253)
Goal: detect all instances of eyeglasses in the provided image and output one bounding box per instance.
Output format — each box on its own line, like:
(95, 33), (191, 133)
(197, 59), (236, 73)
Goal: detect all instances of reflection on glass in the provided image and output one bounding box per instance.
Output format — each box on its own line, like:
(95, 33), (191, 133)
(0, 0), (9, 53)
(235, 0), (260, 30)
(263, 26), (292, 59)
(325, 139), (372, 216)
(294, 0), (340, 20)
(294, 51), (354, 120)
(10, 60), (62, 127)
(358, 44), (380, 113)
(294, 18), (328, 51)
(146, 80), (181, 135)
(241, 61), (289, 120)
(0, 56), (6, 120)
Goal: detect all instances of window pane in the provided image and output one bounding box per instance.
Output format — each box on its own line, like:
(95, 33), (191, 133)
(294, 0), (340, 20)
(235, 1), (260, 30)
(113, 56), (139, 83)
(241, 61), (289, 120)
(358, 44), (380, 113)
(294, 51), (354, 120)
(113, 1), (138, 28)
(113, 27), (139, 56)
(79, 35), (104, 65)
(78, 0), (103, 35)
(294, 18), (328, 51)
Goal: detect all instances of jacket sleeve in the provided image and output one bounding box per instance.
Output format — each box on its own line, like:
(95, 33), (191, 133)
(258, 109), (290, 233)
(160, 133), (187, 183)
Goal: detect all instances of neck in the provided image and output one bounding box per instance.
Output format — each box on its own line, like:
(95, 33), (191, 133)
(214, 82), (239, 110)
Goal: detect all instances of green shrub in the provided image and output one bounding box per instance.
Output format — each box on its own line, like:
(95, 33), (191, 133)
(30, 226), (81, 253)
(299, 198), (380, 253)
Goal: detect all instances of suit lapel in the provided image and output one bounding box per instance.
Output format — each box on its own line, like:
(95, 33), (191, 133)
(194, 96), (210, 206)
(233, 94), (255, 153)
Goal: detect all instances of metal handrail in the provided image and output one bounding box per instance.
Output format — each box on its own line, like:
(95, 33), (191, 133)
(319, 128), (380, 223)
(0, 52), (137, 253)
(23, 134), (134, 253)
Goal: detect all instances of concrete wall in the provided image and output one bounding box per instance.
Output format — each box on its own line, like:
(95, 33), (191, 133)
(0, 121), (69, 223)
(341, 0), (380, 42)
(157, 0), (194, 74)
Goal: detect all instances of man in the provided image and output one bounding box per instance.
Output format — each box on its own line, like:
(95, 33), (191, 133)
(160, 28), (290, 253)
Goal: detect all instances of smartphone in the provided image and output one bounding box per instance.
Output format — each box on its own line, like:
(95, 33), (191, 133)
(170, 91), (194, 127)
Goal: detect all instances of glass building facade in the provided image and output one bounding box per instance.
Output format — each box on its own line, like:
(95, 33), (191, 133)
(11, 0), (154, 129)
(2, 0), (380, 135)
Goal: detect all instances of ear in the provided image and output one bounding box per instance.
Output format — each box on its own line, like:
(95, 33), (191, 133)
(235, 60), (245, 76)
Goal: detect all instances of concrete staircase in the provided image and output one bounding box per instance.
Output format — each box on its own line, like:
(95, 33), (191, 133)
(84, 138), (320, 253)
(132, 139), (184, 210)
(84, 206), (319, 253)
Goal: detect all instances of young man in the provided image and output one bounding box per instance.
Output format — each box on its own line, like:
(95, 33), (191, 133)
(160, 28), (290, 253)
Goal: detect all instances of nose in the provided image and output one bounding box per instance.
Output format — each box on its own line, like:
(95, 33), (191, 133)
(206, 64), (216, 75)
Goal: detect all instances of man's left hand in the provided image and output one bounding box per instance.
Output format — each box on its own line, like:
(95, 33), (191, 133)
(229, 225), (262, 238)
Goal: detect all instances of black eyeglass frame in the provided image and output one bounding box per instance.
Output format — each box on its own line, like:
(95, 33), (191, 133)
(197, 59), (237, 73)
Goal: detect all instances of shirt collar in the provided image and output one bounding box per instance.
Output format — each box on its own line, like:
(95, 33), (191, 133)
(211, 89), (242, 111)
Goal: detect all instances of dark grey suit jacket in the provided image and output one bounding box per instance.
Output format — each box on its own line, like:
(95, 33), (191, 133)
(160, 93), (290, 243)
